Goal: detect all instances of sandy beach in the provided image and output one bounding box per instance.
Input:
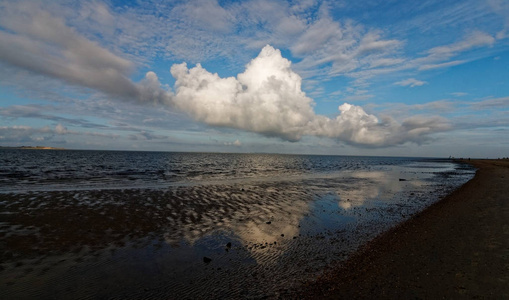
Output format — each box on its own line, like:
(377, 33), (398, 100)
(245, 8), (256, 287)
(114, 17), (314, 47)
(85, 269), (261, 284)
(299, 159), (509, 299)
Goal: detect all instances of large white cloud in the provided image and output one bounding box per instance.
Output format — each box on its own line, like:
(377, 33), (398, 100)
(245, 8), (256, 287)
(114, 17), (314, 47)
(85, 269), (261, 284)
(171, 46), (315, 141)
(171, 45), (449, 146)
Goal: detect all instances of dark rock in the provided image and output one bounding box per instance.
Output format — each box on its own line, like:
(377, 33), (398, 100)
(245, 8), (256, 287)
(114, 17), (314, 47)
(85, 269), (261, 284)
(266, 221), (271, 224)
(399, 178), (407, 181)
(281, 234), (284, 237)
(226, 242), (232, 248)
(203, 256), (212, 263)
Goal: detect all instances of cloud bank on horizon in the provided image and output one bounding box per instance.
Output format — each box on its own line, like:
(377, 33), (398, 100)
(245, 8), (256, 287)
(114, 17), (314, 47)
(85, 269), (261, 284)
(0, 0), (508, 156)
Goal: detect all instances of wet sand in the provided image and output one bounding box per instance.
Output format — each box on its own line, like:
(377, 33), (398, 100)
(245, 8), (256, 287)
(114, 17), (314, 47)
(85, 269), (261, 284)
(0, 160), (474, 299)
(299, 159), (509, 299)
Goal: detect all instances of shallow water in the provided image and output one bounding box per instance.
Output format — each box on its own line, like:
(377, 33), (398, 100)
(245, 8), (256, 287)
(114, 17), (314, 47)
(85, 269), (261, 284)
(0, 150), (475, 299)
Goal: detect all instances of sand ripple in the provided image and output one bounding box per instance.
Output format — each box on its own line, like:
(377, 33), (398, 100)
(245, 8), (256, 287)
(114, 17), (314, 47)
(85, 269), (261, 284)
(0, 164), (474, 299)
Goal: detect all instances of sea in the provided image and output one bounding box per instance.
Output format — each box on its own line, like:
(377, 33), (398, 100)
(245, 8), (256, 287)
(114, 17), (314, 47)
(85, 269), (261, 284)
(0, 149), (475, 299)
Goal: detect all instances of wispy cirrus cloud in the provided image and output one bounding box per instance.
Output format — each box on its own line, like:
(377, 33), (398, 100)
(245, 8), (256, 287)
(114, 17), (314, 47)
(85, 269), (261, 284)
(487, 0), (509, 39)
(350, 30), (498, 85)
(470, 96), (509, 110)
(426, 31), (495, 57)
(0, 105), (109, 129)
(413, 31), (495, 71)
(419, 60), (467, 71)
(394, 78), (428, 87)
(0, 124), (119, 145)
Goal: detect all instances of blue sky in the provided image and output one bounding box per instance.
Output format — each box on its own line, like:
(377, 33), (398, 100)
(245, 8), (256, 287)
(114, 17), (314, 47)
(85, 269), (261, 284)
(0, 0), (508, 157)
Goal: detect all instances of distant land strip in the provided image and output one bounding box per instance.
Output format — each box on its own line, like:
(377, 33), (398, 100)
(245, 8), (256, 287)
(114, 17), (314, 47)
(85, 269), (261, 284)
(0, 146), (66, 150)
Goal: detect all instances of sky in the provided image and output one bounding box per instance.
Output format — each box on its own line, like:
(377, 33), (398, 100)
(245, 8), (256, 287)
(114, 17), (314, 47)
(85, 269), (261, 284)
(0, 0), (508, 158)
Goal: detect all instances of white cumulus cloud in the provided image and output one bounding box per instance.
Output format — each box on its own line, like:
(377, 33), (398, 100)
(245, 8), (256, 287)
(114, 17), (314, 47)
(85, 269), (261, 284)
(171, 46), (315, 141)
(170, 45), (449, 146)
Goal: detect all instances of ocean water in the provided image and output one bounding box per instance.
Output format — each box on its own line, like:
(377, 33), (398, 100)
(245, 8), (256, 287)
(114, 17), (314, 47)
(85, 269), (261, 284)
(0, 150), (475, 299)
(0, 150), (465, 192)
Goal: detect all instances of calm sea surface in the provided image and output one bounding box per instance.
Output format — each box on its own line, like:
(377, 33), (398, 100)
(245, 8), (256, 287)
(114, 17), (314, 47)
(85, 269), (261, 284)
(0, 150), (475, 299)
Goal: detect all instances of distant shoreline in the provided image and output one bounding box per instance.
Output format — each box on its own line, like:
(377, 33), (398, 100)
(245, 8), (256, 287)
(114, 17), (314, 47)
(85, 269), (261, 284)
(0, 146), (66, 150)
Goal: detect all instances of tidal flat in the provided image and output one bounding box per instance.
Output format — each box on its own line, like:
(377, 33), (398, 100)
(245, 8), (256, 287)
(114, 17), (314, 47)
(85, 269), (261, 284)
(0, 151), (474, 299)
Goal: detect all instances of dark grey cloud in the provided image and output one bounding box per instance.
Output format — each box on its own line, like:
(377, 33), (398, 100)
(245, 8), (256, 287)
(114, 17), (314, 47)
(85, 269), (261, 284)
(0, 124), (120, 146)
(0, 105), (108, 129)
(0, 2), (172, 105)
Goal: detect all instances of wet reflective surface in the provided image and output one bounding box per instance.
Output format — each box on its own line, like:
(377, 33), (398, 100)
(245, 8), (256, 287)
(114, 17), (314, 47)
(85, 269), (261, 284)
(0, 150), (475, 299)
